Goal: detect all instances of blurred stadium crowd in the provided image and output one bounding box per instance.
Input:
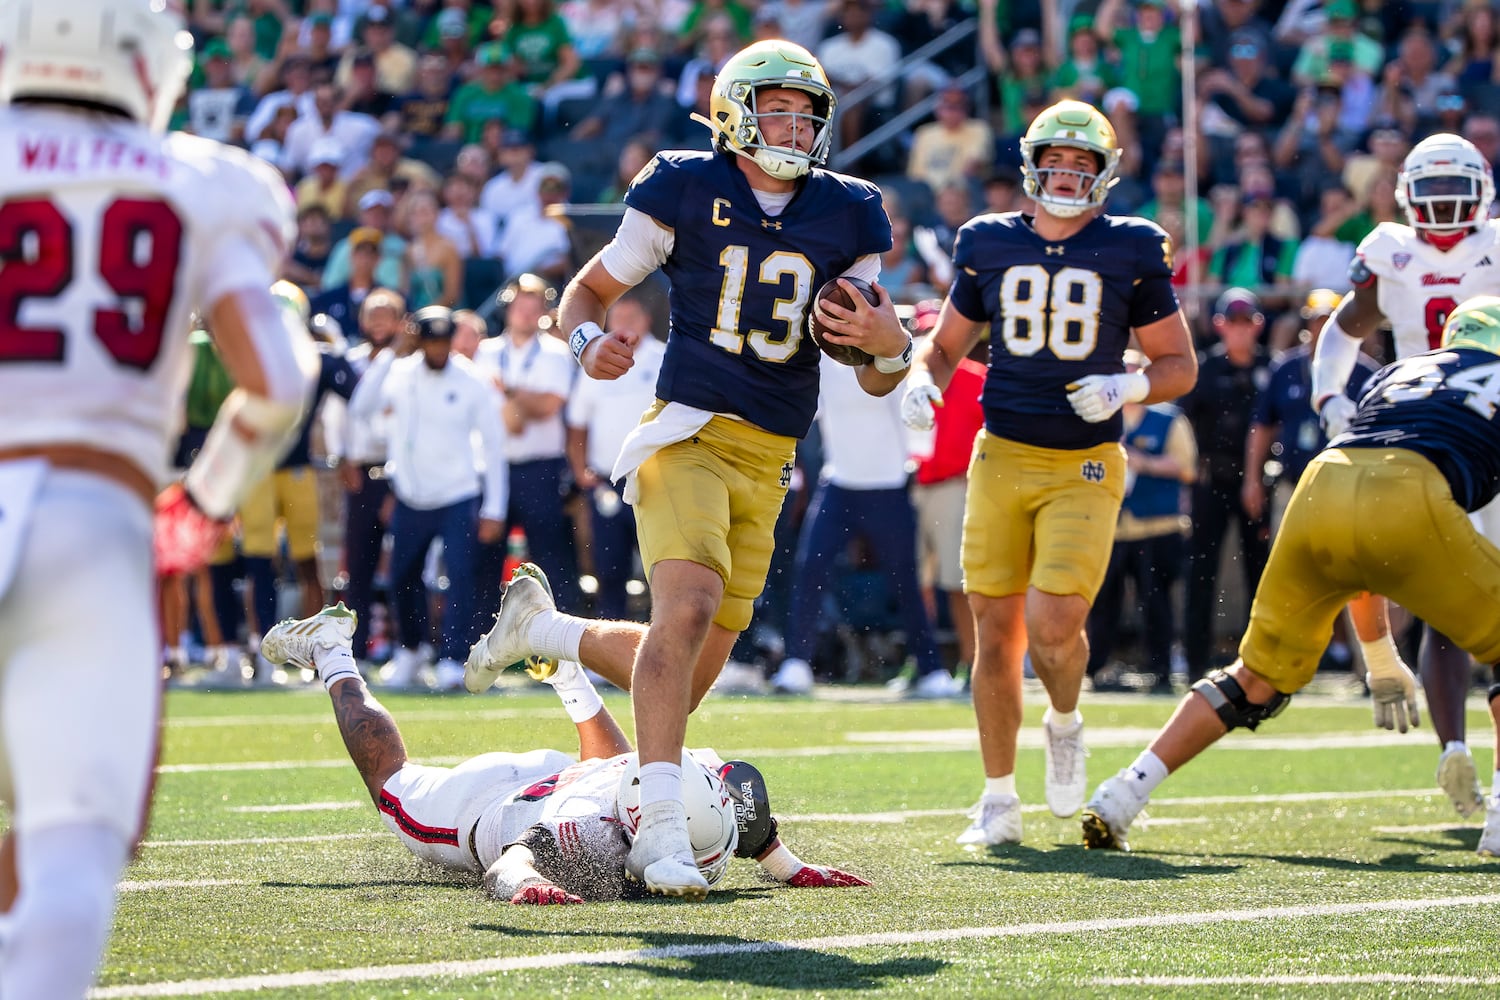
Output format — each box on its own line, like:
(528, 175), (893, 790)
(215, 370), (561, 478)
(168, 0), (1493, 695)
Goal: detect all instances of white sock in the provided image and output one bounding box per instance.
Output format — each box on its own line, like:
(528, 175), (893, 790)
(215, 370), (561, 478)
(1492, 770), (1500, 796)
(1122, 750), (1169, 797)
(525, 610), (586, 662)
(1447, 740), (1469, 755)
(314, 644), (361, 692)
(758, 842), (807, 881)
(637, 760), (682, 808)
(1, 823), (127, 1000)
(984, 774), (1016, 799)
(1044, 707), (1083, 734)
(550, 661), (604, 723)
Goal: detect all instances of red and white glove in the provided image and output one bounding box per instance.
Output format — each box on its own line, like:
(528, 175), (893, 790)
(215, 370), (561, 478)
(153, 483), (232, 577)
(785, 865), (872, 888)
(510, 880), (584, 905)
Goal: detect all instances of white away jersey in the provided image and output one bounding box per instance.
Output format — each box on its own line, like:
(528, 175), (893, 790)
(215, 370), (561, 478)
(473, 751), (633, 900)
(1357, 220), (1500, 359)
(0, 106), (295, 487)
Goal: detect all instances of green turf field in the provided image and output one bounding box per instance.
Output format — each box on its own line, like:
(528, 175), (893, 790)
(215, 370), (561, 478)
(99, 681), (1500, 998)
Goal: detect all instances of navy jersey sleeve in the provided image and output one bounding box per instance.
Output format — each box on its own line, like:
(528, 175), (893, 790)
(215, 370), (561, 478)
(622, 153), (683, 228)
(947, 224), (988, 322)
(855, 185), (894, 258)
(1251, 361), (1282, 427)
(321, 354), (359, 404)
(1127, 221), (1180, 329)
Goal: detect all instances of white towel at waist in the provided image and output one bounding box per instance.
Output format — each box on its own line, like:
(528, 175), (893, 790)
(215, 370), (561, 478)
(610, 401), (716, 505)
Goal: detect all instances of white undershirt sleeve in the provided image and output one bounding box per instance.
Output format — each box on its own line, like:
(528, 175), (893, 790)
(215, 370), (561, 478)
(1310, 317), (1363, 409)
(597, 208), (675, 285)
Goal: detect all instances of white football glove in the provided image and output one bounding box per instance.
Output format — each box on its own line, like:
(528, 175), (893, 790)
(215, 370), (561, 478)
(1318, 394), (1357, 440)
(1369, 665), (1420, 733)
(901, 382), (944, 431)
(1066, 372), (1150, 423)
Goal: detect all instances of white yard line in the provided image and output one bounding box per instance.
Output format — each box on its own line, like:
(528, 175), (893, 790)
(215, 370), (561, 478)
(784, 786), (1453, 823)
(1374, 823), (1477, 834)
(227, 801), (365, 813)
(118, 880), (249, 893)
(168, 785), (1460, 823)
(156, 727), (1437, 774)
(1096, 974), (1500, 986)
(142, 833), (384, 848)
(90, 893), (1500, 998)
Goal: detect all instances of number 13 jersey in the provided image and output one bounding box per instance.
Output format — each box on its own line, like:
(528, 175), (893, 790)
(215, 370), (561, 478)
(948, 212), (1179, 449)
(0, 106), (295, 487)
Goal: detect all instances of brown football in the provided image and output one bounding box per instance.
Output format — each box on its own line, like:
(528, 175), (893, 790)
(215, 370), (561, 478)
(809, 276), (879, 366)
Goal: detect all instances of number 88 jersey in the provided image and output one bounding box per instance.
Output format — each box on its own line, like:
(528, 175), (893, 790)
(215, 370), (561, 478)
(948, 212), (1180, 449)
(1354, 219), (1500, 359)
(0, 106), (294, 487)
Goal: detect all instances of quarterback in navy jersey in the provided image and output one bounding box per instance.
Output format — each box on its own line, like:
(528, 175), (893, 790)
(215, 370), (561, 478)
(1081, 295), (1500, 856)
(468, 40), (911, 902)
(903, 99), (1197, 850)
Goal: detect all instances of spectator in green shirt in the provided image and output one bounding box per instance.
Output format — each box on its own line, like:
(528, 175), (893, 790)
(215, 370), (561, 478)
(1095, 0), (1181, 120)
(1049, 14), (1119, 106)
(504, 0), (584, 91)
(1208, 193), (1297, 292)
(992, 28), (1051, 138)
(444, 43), (539, 143)
(1138, 159), (1214, 246)
(1290, 0), (1385, 88)
(678, 0), (754, 52)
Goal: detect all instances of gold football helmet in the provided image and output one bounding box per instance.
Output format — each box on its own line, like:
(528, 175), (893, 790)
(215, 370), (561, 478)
(1442, 295), (1500, 356)
(1019, 100), (1123, 218)
(694, 41), (835, 180)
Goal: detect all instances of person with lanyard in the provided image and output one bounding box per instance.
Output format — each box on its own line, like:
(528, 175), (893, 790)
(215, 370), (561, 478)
(335, 290), (407, 664)
(346, 306), (509, 690)
(475, 274), (581, 626)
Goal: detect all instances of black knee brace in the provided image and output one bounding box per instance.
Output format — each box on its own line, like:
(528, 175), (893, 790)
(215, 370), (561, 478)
(1192, 669), (1290, 732)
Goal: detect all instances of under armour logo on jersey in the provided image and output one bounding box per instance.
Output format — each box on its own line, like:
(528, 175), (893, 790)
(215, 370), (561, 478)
(1045, 245), (1065, 256)
(761, 219), (783, 231)
(1081, 460), (1106, 483)
(779, 462), (794, 487)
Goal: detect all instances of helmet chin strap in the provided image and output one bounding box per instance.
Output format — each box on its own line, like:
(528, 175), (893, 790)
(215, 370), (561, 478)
(754, 149), (808, 180)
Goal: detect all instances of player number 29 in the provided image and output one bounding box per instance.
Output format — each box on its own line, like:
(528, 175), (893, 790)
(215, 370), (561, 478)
(710, 245), (812, 363)
(998, 265), (1102, 360)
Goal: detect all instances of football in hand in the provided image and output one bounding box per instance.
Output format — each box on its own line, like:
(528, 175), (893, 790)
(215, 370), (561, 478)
(809, 277), (879, 366)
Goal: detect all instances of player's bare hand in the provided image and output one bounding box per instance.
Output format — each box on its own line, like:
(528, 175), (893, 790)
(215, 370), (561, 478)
(582, 330), (640, 380)
(339, 460), (364, 494)
(817, 280), (907, 359)
(478, 518), (505, 545)
(785, 865), (871, 888)
(1240, 479), (1265, 521)
(510, 881), (584, 905)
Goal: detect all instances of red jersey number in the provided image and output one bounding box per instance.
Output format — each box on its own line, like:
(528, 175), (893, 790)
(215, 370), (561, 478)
(0, 197), (182, 370)
(1426, 295), (1459, 350)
